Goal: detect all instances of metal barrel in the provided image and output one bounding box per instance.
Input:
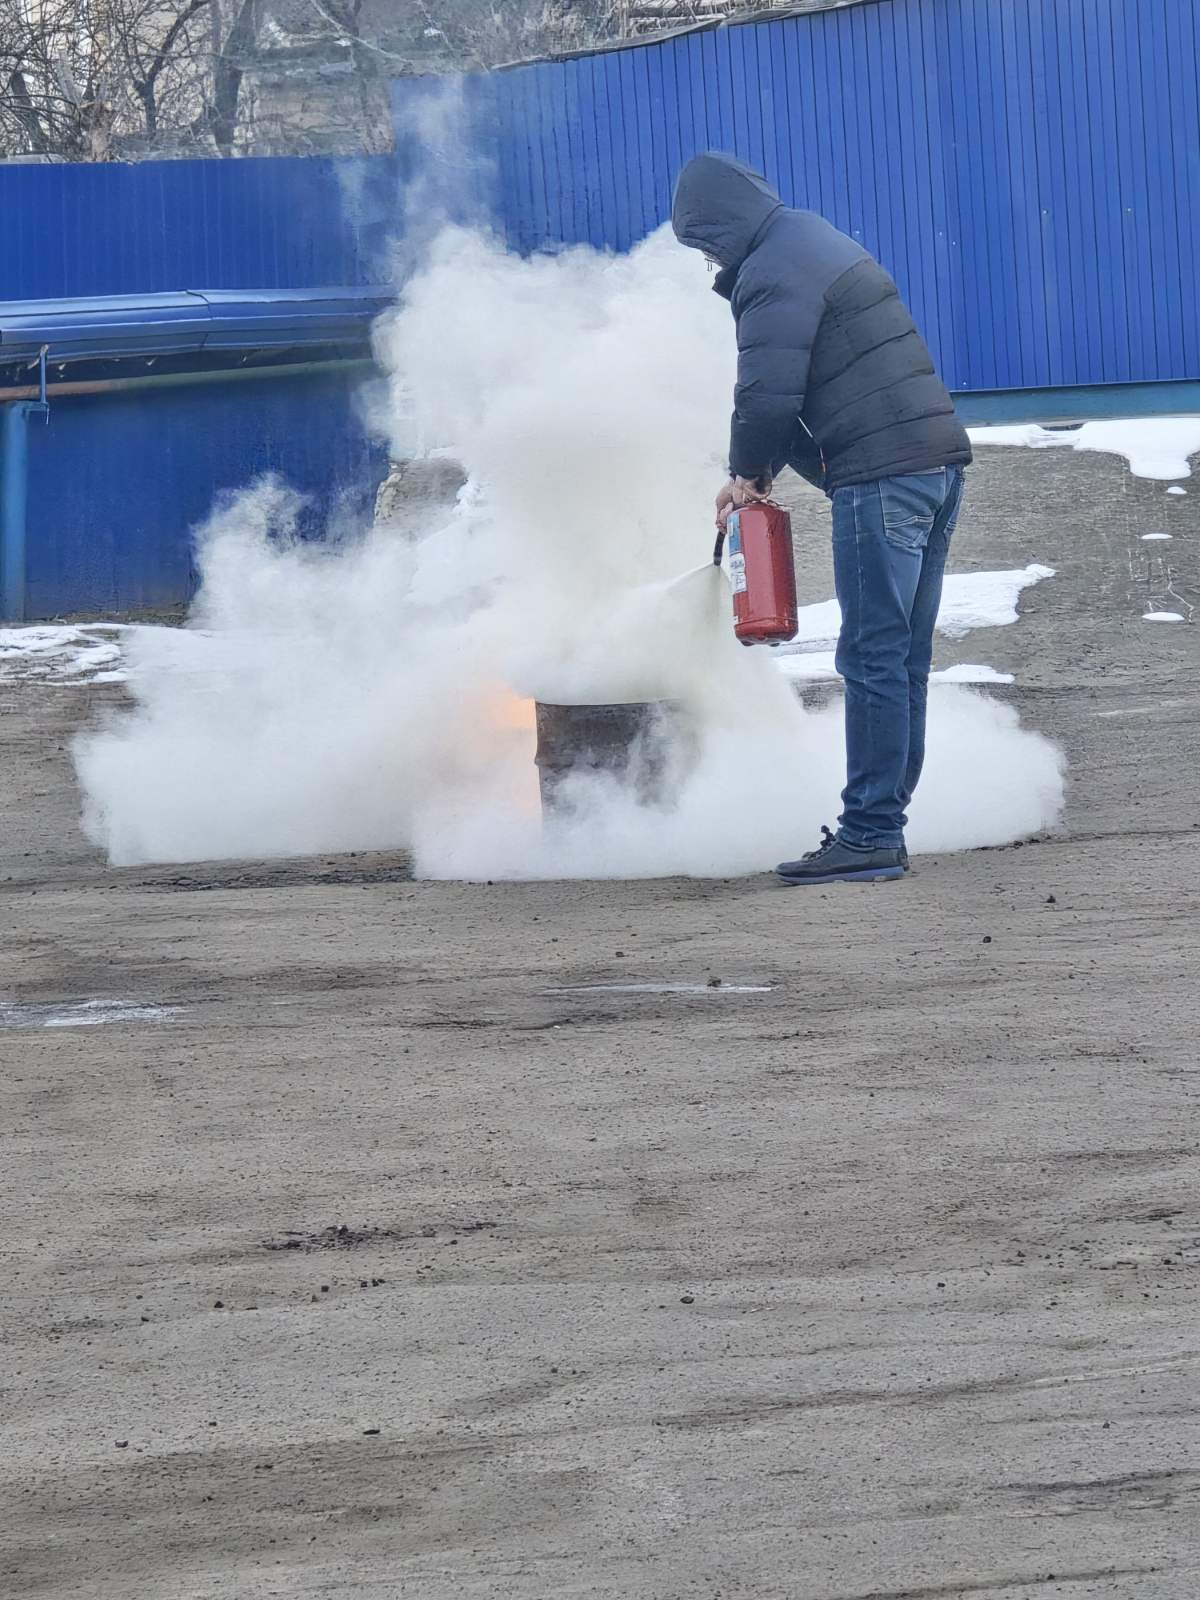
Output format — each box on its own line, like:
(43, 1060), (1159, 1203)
(534, 700), (686, 817)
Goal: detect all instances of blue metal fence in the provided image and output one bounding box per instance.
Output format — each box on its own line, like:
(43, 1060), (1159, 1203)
(22, 366), (385, 616)
(0, 153), (401, 300)
(394, 0), (1200, 395)
(1, 153), (401, 618)
(5, 0), (1196, 617)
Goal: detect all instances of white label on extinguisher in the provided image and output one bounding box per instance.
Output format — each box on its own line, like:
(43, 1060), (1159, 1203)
(726, 519), (747, 594)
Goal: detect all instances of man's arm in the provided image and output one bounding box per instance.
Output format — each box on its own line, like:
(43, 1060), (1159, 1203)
(728, 271), (821, 482)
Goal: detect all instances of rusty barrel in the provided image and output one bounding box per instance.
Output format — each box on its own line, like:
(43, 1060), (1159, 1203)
(534, 700), (685, 817)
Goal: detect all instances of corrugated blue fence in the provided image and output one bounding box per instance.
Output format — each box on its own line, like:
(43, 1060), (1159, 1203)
(1, 153), (402, 617)
(394, 0), (1200, 395)
(0, 153), (401, 299)
(22, 368), (385, 616)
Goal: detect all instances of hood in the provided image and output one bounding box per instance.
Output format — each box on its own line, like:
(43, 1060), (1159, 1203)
(671, 152), (783, 271)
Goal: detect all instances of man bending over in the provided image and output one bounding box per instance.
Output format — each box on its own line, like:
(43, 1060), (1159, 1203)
(673, 152), (972, 885)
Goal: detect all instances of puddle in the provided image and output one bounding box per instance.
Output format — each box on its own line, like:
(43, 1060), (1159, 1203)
(0, 999), (182, 1029)
(545, 982), (773, 996)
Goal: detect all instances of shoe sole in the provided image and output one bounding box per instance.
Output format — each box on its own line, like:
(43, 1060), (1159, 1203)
(776, 865), (906, 886)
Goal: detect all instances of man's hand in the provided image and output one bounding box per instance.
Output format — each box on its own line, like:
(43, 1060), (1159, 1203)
(715, 478), (736, 529)
(733, 474), (773, 506)
(715, 474), (773, 530)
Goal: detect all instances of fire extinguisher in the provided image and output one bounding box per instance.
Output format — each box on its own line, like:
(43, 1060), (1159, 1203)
(713, 500), (798, 645)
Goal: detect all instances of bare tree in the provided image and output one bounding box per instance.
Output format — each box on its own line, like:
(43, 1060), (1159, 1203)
(0, 0), (796, 162)
(412, 2), (620, 68)
(1, 0), (217, 158)
(208, 0), (259, 150)
(126, 0), (211, 137)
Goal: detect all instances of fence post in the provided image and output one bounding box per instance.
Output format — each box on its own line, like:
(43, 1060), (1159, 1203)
(0, 355), (50, 622)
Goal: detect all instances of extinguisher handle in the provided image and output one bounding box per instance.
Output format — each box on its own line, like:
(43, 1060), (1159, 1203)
(714, 492), (781, 565)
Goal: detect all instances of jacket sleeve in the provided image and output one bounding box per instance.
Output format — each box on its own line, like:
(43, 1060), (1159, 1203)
(728, 271), (820, 481)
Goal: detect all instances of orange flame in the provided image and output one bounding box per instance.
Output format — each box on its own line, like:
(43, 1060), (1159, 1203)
(488, 690), (537, 732)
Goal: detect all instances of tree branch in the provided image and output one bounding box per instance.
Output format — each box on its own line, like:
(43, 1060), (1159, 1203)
(138, 0), (210, 96)
(130, 0), (210, 135)
(5, 68), (51, 152)
(208, 0), (259, 152)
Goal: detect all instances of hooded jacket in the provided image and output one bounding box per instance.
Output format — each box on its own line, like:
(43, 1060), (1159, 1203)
(672, 152), (971, 492)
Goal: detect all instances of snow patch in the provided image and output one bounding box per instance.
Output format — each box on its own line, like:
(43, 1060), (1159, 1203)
(929, 662), (1015, 684)
(0, 622), (205, 685)
(969, 417), (1200, 481)
(775, 649), (839, 681)
(0, 624), (124, 681)
(787, 597), (841, 649)
(936, 565), (1056, 638)
(778, 654), (1013, 686)
(778, 564), (1054, 654)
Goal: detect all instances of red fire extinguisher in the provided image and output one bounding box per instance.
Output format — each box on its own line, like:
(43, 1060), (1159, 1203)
(713, 500), (798, 644)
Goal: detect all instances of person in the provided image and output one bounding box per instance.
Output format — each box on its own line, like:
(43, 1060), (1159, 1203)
(672, 152), (972, 886)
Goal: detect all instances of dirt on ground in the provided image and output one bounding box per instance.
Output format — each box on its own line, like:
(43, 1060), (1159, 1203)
(1, 447), (1198, 1599)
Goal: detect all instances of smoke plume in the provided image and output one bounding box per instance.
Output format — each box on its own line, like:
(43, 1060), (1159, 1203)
(75, 227), (1065, 876)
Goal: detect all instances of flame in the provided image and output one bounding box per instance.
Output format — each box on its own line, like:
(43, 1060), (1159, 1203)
(478, 688), (542, 820)
(488, 689), (537, 733)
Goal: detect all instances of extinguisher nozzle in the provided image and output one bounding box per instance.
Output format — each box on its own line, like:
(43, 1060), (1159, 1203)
(712, 529), (726, 566)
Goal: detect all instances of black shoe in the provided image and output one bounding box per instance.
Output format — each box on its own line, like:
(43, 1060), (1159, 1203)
(776, 826), (906, 886)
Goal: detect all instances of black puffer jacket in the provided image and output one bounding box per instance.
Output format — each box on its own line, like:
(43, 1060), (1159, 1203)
(672, 152), (972, 492)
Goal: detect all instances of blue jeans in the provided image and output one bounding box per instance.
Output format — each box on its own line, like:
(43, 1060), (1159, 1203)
(830, 467), (966, 850)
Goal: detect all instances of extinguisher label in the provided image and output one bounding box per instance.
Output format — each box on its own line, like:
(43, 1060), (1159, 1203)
(727, 521), (747, 594)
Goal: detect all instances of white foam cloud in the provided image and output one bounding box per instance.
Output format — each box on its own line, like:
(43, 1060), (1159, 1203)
(75, 227), (1065, 876)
